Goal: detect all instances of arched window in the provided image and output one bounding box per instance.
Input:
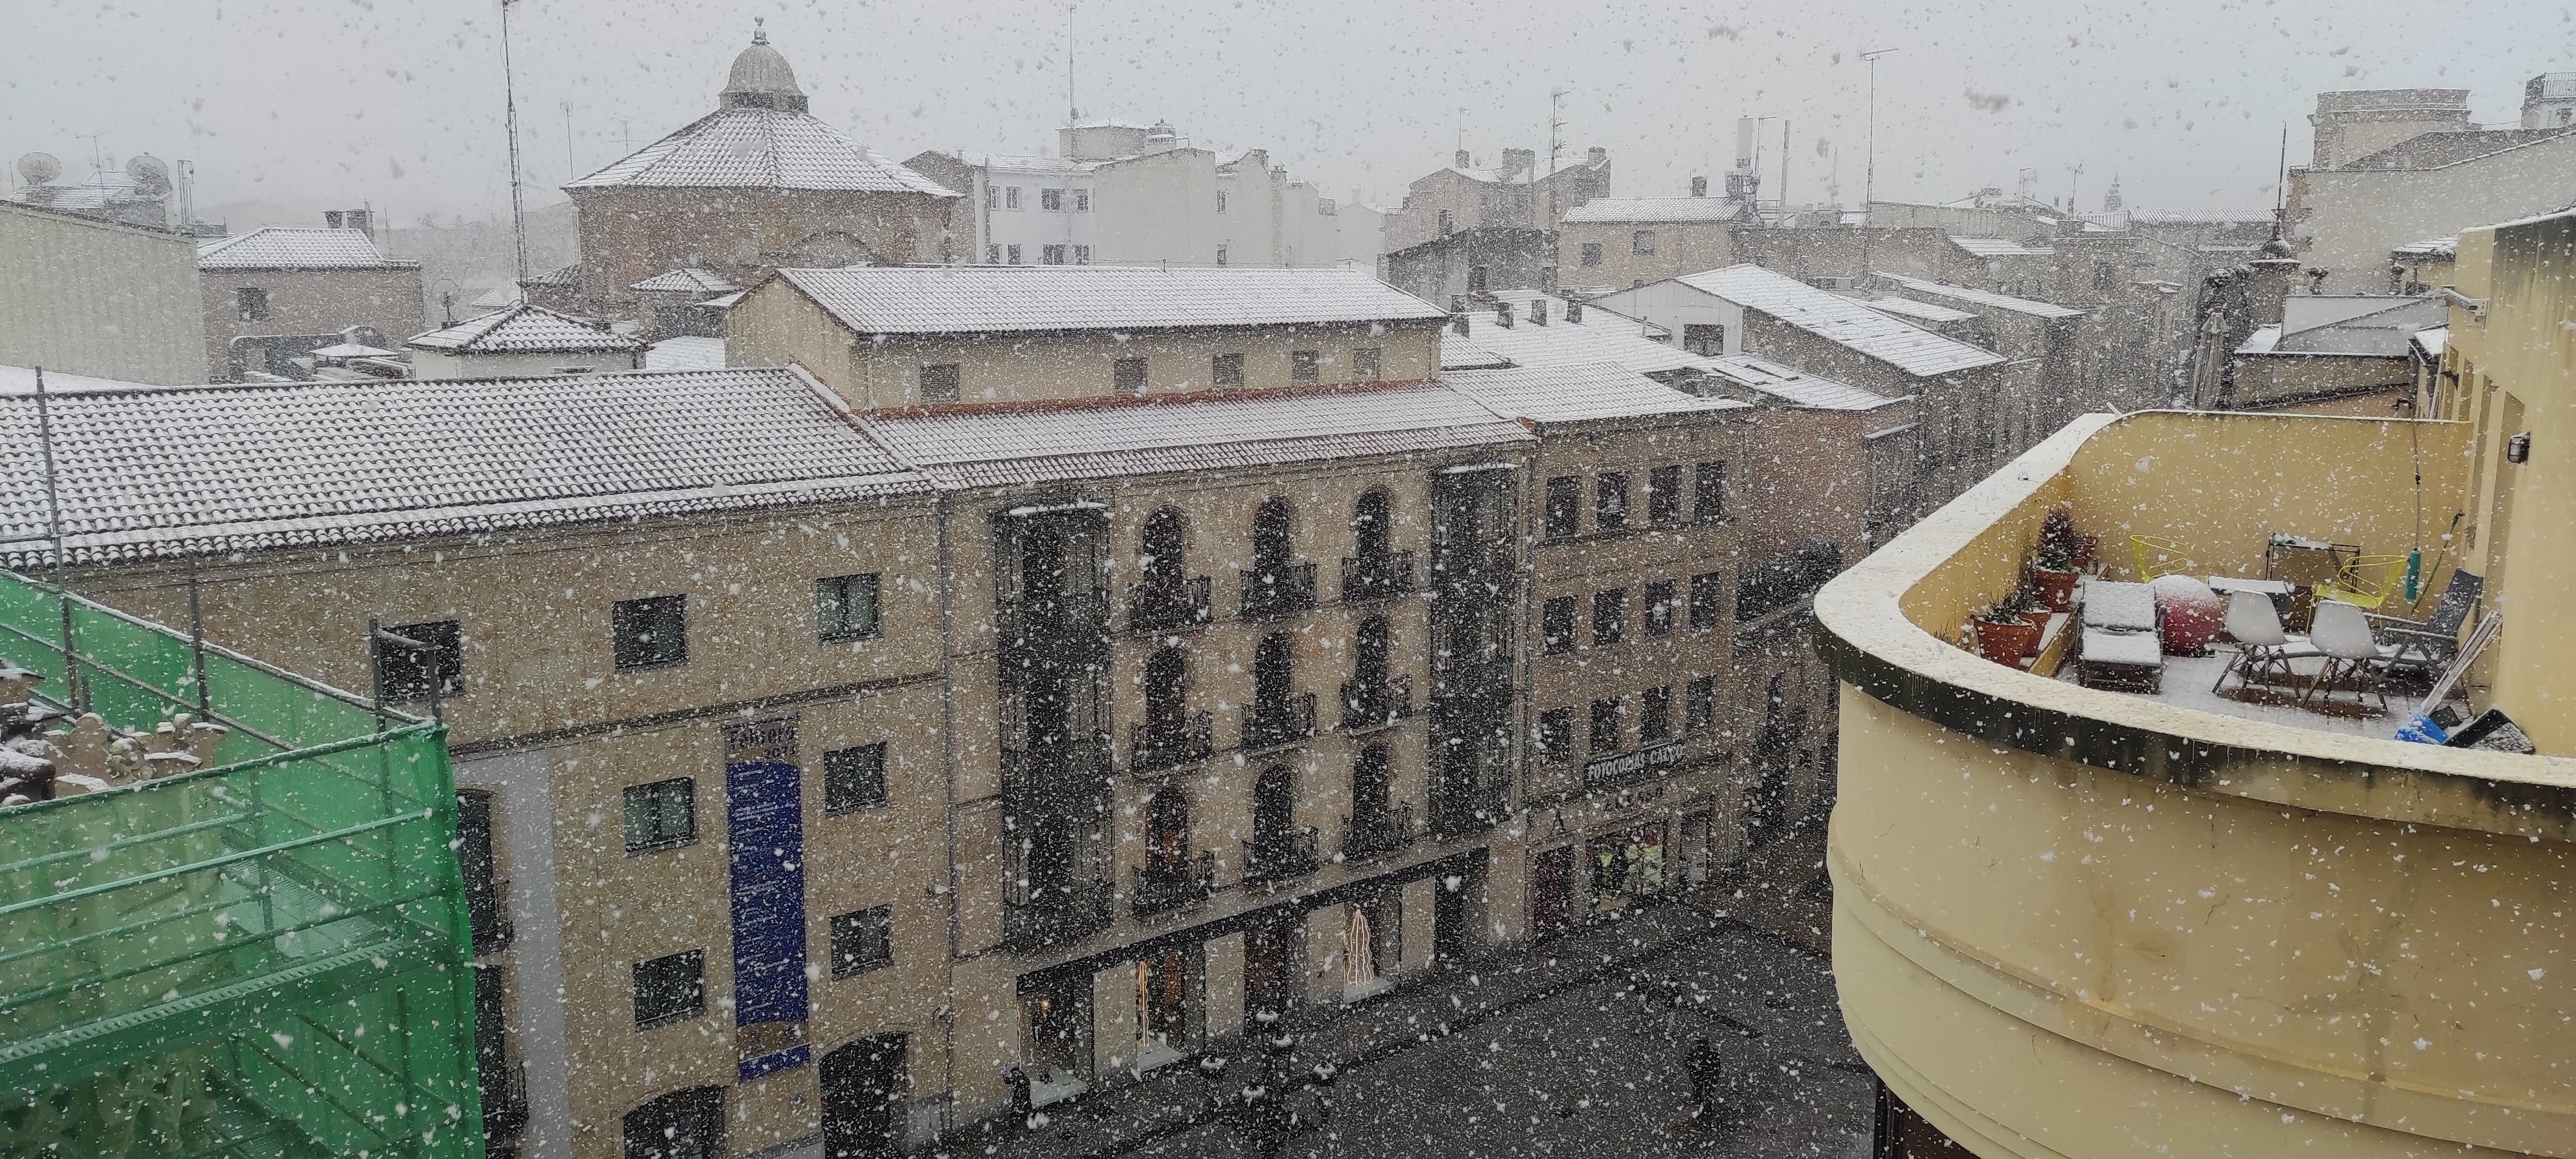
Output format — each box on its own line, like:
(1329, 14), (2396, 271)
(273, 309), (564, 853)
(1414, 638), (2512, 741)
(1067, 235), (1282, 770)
(1254, 633), (1295, 710)
(1140, 507), (1187, 591)
(1353, 490), (1392, 561)
(1251, 497), (1296, 577)
(1354, 617), (1391, 684)
(1145, 788), (1191, 867)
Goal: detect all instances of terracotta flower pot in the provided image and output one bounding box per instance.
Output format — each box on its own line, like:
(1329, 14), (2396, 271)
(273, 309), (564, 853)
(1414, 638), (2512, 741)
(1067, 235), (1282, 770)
(1976, 618), (2041, 662)
(2031, 568), (2080, 612)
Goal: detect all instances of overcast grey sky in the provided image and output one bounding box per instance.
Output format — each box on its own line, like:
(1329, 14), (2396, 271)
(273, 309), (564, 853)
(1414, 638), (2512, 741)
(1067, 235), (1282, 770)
(7, 1), (2572, 225)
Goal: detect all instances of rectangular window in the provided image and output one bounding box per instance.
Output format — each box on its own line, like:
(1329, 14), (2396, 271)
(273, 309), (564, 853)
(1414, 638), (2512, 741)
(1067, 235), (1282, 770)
(1212, 352), (1245, 388)
(985, 244), (1002, 264)
(984, 185), (998, 209)
(817, 573), (881, 641)
(1544, 476), (1582, 539)
(623, 777), (696, 852)
(1217, 192), (1229, 213)
(1041, 188), (1064, 210)
(633, 949), (705, 1029)
(1291, 350), (1320, 385)
(1073, 244), (1091, 264)
(1644, 580), (1677, 637)
(1216, 244), (1229, 266)
(830, 906), (895, 976)
(1632, 230), (1657, 255)
(612, 594), (687, 670)
(235, 286), (269, 322)
(374, 618), (464, 702)
(1647, 465), (1682, 525)
(1114, 356), (1148, 394)
(1641, 686), (1674, 743)
(1580, 242), (1604, 267)
(824, 743), (889, 814)
(1694, 462), (1728, 521)
(1682, 324), (1725, 357)
(1074, 189), (1091, 212)
(1006, 244), (1023, 265)
(1437, 209), (1454, 236)
(920, 363), (961, 403)
(1687, 674), (1715, 733)
(1537, 708), (1574, 764)
(1042, 244), (1067, 265)
(1689, 571), (1725, 629)
(1592, 588), (1627, 647)
(1541, 596), (1577, 654)
(1595, 471), (1630, 533)
(1005, 186), (1022, 209)
(1352, 346), (1381, 380)
(1589, 698), (1622, 755)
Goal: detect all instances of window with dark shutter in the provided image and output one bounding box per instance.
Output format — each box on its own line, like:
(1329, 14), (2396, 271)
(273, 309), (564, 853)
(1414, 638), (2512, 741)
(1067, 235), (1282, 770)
(824, 743), (888, 814)
(829, 906), (894, 976)
(612, 596), (687, 670)
(633, 950), (706, 1028)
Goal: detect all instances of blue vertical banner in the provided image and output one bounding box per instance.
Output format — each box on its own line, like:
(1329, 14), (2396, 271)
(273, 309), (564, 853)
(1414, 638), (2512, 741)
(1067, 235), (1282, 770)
(728, 755), (809, 1028)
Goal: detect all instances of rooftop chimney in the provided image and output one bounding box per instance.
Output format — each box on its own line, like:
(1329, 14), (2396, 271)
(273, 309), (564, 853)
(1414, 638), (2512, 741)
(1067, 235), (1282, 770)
(1530, 298), (1549, 325)
(1451, 313), (1470, 335)
(1501, 149), (1536, 180)
(1496, 301), (1515, 329)
(345, 209), (371, 239)
(1690, 175), (1708, 198)
(1587, 147), (1607, 164)
(1455, 149), (1473, 169)
(324, 210), (344, 229)
(1565, 300), (1584, 323)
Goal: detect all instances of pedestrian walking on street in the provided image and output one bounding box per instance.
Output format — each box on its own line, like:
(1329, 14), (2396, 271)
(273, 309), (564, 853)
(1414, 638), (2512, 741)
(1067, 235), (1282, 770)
(1685, 1035), (1727, 1122)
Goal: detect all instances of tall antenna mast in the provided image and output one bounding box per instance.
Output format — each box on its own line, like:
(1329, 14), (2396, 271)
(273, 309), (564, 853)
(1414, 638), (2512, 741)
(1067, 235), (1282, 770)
(499, 0), (529, 280)
(1546, 87), (1569, 226)
(1779, 118), (1790, 218)
(1066, 2), (1078, 122)
(1860, 47), (1898, 275)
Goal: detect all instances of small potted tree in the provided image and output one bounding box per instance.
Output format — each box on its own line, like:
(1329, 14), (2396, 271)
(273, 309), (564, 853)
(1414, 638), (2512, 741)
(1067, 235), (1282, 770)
(1974, 597), (2044, 662)
(2029, 545), (2081, 612)
(2037, 507), (2097, 573)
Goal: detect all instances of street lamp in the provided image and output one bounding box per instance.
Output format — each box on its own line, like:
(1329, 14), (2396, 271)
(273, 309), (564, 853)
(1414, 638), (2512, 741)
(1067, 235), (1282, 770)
(1859, 47), (1898, 276)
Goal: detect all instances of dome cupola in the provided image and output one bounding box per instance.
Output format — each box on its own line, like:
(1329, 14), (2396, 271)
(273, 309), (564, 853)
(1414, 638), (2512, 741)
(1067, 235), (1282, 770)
(721, 19), (808, 113)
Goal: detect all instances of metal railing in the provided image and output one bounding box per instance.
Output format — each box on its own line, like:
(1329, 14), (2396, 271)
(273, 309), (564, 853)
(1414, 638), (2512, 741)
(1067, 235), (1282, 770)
(1242, 692), (1317, 751)
(1340, 551), (1417, 603)
(1129, 710), (1214, 773)
(468, 875), (515, 957)
(1127, 577), (1211, 633)
(1342, 802), (1417, 860)
(998, 590), (1111, 666)
(1430, 779), (1511, 838)
(481, 1059), (530, 1141)
(1238, 562), (1318, 619)
(1241, 827), (1321, 886)
(1339, 673), (1413, 732)
(1131, 850), (1215, 916)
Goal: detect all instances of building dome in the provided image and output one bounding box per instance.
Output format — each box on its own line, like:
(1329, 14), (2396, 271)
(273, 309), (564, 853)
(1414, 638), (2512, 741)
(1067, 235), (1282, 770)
(721, 21), (808, 112)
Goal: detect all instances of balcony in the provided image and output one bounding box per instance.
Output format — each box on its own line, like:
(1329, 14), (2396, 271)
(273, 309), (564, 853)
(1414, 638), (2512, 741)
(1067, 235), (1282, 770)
(1129, 710), (1214, 774)
(999, 733), (1113, 805)
(1241, 692), (1316, 752)
(1816, 409), (2575, 1158)
(1005, 875), (1114, 953)
(467, 876), (514, 957)
(1131, 850), (1215, 916)
(1240, 828), (1321, 886)
(1340, 802), (1415, 861)
(1239, 562), (1318, 619)
(998, 590), (1111, 667)
(1339, 673), (1413, 732)
(1432, 541), (1518, 595)
(1128, 576), (1211, 634)
(1340, 551), (1417, 603)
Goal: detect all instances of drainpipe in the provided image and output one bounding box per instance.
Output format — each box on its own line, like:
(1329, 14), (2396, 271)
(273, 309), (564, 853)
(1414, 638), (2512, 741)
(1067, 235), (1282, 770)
(934, 488), (963, 1132)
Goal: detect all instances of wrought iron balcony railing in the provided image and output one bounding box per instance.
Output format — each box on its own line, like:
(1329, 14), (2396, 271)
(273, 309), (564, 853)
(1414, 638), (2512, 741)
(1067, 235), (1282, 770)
(1239, 562), (1319, 619)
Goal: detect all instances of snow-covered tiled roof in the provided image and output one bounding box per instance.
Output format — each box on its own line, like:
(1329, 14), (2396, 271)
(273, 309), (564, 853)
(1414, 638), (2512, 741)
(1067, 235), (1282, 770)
(630, 268), (741, 294)
(944, 152), (1098, 176)
(1695, 354), (1906, 411)
(1874, 274), (2085, 320)
(1670, 266), (2007, 378)
(0, 367), (927, 566)
(1561, 197), (1744, 225)
(775, 265), (1448, 335)
(2392, 235), (2459, 259)
(1437, 303), (1703, 375)
(2122, 208), (2275, 226)
(568, 107), (958, 195)
(1853, 294), (1976, 324)
(1946, 235), (2052, 259)
(405, 304), (648, 354)
(645, 336), (728, 371)
(1444, 363), (1746, 425)
(856, 382), (1530, 490)
(198, 228), (415, 270)
(522, 262), (582, 288)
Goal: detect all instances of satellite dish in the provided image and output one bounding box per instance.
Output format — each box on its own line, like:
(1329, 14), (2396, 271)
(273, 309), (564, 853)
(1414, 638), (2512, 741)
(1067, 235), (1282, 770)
(16, 152), (61, 187)
(125, 154), (170, 196)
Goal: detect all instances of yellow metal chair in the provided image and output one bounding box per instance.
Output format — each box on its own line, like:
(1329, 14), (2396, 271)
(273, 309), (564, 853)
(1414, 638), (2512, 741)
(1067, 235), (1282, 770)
(2318, 555), (2409, 612)
(2130, 535), (2193, 581)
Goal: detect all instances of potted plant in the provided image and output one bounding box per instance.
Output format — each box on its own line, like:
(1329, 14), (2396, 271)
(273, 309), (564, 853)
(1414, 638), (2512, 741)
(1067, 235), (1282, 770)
(2038, 507), (2096, 572)
(1974, 598), (2044, 662)
(2029, 546), (2081, 612)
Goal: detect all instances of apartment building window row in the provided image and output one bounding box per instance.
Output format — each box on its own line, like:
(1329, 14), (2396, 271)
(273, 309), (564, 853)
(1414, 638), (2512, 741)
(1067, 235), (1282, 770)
(1591, 588), (1627, 647)
(1579, 242), (1604, 267)
(612, 594), (688, 671)
(1545, 461), (1725, 539)
(921, 363), (962, 402)
(1040, 187), (1063, 210)
(817, 573), (881, 641)
(1546, 673), (1719, 763)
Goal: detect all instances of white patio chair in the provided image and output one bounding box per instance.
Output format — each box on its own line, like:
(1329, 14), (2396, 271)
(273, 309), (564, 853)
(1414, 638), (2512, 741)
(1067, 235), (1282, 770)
(2213, 590), (2301, 695)
(2303, 599), (2389, 712)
